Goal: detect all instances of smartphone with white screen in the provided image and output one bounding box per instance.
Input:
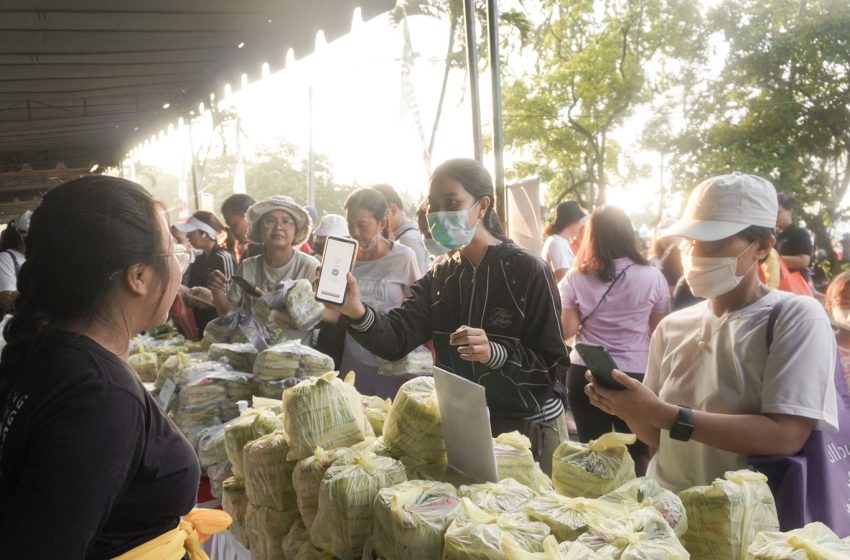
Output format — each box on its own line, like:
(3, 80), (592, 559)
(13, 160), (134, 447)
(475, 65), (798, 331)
(316, 236), (358, 305)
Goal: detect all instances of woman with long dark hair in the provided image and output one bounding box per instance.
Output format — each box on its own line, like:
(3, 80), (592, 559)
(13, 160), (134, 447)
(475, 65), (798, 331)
(0, 176), (205, 558)
(560, 205), (669, 473)
(329, 158), (568, 474)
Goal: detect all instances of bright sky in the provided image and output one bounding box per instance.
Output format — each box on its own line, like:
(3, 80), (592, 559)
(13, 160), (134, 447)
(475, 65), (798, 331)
(126, 2), (734, 228)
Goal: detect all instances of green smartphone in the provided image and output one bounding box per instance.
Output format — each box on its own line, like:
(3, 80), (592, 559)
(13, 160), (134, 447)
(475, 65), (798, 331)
(574, 342), (627, 390)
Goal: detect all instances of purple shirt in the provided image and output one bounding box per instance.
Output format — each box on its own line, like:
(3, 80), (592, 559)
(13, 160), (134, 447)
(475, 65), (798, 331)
(560, 258), (669, 373)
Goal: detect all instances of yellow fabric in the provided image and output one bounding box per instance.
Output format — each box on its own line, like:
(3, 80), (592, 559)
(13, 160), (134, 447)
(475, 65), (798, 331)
(112, 509), (232, 560)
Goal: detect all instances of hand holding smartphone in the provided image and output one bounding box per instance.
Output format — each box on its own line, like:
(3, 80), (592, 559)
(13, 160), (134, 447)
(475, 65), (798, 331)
(315, 236), (358, 305)
(574, 342), (628, 390)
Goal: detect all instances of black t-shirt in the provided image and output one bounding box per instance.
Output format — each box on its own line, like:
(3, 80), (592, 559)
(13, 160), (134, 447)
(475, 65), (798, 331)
(776, 223), (813, 258)
(0, 331), (200, 559)
(185, 246), (235, 331)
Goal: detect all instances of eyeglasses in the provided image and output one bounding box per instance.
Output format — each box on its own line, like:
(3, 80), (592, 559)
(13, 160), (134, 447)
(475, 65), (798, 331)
(262, 216), (295, 229)
(158, 245), (191, 273)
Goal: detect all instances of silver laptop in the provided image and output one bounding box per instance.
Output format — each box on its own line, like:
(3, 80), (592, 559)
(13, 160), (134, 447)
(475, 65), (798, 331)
(433, 366), (499, 483)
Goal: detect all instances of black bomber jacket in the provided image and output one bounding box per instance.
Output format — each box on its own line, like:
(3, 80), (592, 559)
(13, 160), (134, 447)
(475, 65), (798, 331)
(347, 241), (568, 418)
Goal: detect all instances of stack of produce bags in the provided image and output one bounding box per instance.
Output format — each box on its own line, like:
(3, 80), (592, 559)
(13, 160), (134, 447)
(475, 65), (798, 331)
(127, 344), (158, 383)
(223, 476), (249, 545)
(494, 431), (554, 494)
(253, 279), (325, 342)
(600, 476), (688, 537)
(551, 433), (636, 498)
(208, 342), (259, 372)
(309, 452), (407, 559)
(376, 345), (434, 377)
(196, 423), (230, 498)
(372, 480), (461, 560)
(362, 395), (392, 436)
(154, 352), (193, 392)
(679, 469), (779, 560)
(575, 507), (689, 558)
(460, 478), (537, 514)
(443, 497), (551, 559)
(253, 341), (335, 398)
(283, 371), (370, 460)
(526, 493), (625, 542)
(748, 522), (850, 559)
(224, 409), (283, 477)
(383, 376), (446, 465)
(174, 363), (255, 443)
(202, 308), (253, 348)
(242, 430), (301, 560)
(293, 447), (355, 529)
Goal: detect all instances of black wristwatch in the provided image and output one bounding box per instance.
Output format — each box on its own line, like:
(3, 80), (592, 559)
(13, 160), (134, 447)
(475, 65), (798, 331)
(669, 405), (694, 442)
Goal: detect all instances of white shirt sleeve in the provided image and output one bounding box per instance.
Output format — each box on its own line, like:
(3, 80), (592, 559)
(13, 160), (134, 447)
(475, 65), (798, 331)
(0, 253), (17, 292)
(543, 236), (574, 272)
(397, 230), (428, 279)
(762, 295), (839, 432)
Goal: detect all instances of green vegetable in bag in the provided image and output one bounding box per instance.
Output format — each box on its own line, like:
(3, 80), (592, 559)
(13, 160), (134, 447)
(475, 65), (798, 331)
(551, 432), (636, 498)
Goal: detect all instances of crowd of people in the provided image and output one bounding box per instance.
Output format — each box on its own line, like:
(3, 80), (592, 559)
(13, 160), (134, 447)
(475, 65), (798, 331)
(0, 161), (845, 556)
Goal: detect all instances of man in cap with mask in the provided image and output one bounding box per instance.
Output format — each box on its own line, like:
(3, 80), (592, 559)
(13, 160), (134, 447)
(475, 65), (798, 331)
(584, 172), (838, 492)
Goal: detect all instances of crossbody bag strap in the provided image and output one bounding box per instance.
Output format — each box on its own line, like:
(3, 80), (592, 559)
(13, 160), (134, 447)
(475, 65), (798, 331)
(580, 264), (635, 326)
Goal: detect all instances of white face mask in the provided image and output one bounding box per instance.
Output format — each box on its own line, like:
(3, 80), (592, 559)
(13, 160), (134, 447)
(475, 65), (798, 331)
(681, 242), (756, 299)
(832, 308), (850, 330)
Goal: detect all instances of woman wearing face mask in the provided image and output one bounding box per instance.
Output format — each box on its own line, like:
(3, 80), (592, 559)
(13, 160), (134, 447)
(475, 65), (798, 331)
(209, 195), (318, 315)
(585, 173), (838, 492)
(331, 159), (568, 475)
(338, 188), (421, 398)
(560, 206), (669, 474)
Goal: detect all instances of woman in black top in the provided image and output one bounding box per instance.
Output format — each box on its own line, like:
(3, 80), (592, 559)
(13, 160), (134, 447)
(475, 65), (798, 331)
(331, 159), (569, 474)
(174, 211), (235, 332)
(0, 176), (200, 559)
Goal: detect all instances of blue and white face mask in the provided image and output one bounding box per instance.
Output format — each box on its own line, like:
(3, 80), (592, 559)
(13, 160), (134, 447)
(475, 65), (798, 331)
(427, 201), (480, 251)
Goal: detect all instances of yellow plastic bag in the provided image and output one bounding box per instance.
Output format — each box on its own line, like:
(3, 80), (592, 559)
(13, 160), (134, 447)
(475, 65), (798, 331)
(459, 478), (538, 514)
(679, 469), (779, 560)
(577, 507), (689, 559)
(243, 504), (300, 560)
(309, 452), (408, 560)
(222, 477), (248, 547)
(442, 498), (551, 559)
(551, 432), (636, 498)
(128, 344), (158, 383)
(502, 535), (606, 560)
(223, 409), (283, 477)
(293, 446), (355, 529)
(373, 480), (461, 560)
(494, 431), (555, 494)
(526, 493), (626, 542)
(600, 476), (688, 537)
(383, 376), (446, 463)
(242, 431), (298, 511)
(747, 522), (850, 559)
(283, 371), (369, 461)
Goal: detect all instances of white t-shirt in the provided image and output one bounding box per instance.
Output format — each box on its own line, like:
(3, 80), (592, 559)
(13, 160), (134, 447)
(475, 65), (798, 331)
(344, 243), (420, 367)
(394, 222), (429, 280)
(227, 251), (319, 302)
(0, 249), (25, 292)
(541, 235), (574, 274)
(645, 289), (839, 492)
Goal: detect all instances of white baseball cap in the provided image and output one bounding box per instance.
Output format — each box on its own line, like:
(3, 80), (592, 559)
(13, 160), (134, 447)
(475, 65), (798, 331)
(314, 214), (349, 238)
(173, 216), (219, 239)
(15, 210), (33, 233)
(662, 173), (778, 241)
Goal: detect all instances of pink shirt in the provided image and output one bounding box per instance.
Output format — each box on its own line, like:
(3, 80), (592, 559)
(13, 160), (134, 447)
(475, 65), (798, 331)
(560, 258), (669, 373)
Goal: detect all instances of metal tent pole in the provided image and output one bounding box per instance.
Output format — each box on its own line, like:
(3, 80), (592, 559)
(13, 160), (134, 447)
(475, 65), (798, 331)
(463, 0), (483, 162)
(487, 0), (506, 221)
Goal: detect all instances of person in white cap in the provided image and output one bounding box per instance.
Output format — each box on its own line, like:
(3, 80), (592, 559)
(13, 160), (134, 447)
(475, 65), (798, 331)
(585, 172), (838, 492)
(172, 211), (235, 332)
(311, 214), (349, 258)
(208, 195), (318, 317)
(0, 211), (31, 313)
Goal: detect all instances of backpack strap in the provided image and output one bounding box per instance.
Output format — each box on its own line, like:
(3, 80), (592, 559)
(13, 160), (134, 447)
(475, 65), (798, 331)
(766, 299), (786, 350)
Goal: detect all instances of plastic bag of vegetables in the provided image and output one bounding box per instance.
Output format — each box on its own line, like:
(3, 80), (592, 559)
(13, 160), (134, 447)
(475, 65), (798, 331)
(224, 408), (283, 476)
(309, 452), (407, 560)
(362, 395), (392, 436)
(208, 342), (259, 372)
(383, 376), (445, 463)
(679, 469), (779, 560)
(222, 476), (249, 546)
(577, 507), (689, 559)
(128, 345), (158, 382)
(283, 371), (369, 461)
(747, 522), (850, 559)
(551, 432), (636, 498)
(526, 493), (625, 542)
(293, 446), (355, 529)
(244, 503), (300, 560)
(459, 478), (537, 514)
(494, 431), (554, 494)
(442, 498), (550, 559)
(600, 476), (688, 537)
(376, 345), (434, 377)
(502, 535), (606, 560)
(242, 430), (299, 511)
(373, 480), (461, 560)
